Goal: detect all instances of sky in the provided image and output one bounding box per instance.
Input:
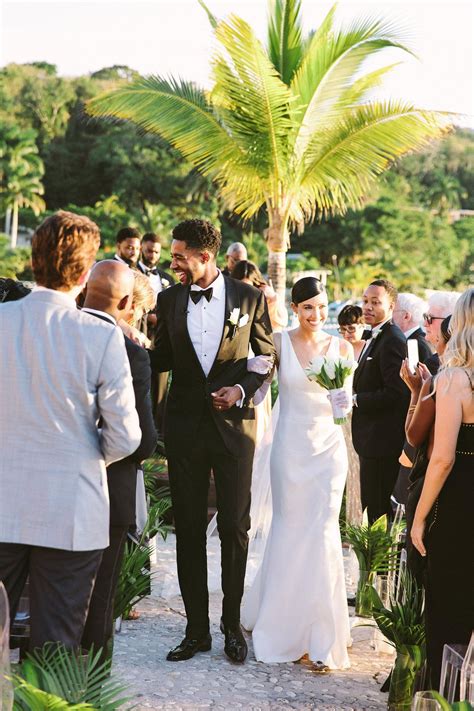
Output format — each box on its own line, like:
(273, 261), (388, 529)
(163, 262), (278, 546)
(1, 0), (473, 127)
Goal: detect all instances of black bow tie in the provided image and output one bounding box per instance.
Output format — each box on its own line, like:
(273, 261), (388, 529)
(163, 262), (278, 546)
(361, 329), (373, 341)
(190, 288), (213, 304)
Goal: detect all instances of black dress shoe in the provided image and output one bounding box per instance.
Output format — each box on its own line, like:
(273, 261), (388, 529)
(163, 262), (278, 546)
(220, 619), (247, 663)
(166, 634), (212, 661)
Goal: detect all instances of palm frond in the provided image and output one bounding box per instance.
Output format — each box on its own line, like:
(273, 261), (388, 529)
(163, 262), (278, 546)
(343, 515), (403, 572)
(86, 76), (245, 181)
(15, 645), (130, 710)
(198, 0), (218, 29)
(290, 12), (414, 158)
(212, 14), (294, 190)
(267, 0), (304, 85)
(297, 101), (452, 218)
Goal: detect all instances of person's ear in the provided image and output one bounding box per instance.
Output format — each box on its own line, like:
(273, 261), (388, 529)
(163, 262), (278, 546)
(201, 251), (210, 263)
(78, 269), (91, 286)
(290, 301), (298, 315)
(118, 294), (131, 311)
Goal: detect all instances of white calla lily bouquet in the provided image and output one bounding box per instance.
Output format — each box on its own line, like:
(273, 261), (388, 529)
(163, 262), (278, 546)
(305, 356), (357, 424)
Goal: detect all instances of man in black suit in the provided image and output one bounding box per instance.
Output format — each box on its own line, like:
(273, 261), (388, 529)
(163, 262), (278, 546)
(151, 220), (275, 664)
(81, 260), (157, 664)
(113, 226), (141, 268)
(392, 292), (432, 364)
(352, 279), (410, 523)
(391, 292), (432, 505)
(138, 232), (176, 435)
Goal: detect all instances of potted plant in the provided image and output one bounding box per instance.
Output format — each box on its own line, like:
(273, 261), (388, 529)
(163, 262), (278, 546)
(343, 515), (402, 617)
(369, 570), (425, 710)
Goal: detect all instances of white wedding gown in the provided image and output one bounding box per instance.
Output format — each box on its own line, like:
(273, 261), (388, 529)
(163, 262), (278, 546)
(241, 330), (351, 668)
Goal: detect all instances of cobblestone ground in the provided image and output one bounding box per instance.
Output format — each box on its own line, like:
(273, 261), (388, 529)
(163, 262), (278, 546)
(113, 537), (393, 711)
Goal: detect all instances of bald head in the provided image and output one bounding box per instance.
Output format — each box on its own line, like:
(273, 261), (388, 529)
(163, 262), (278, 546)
(83, 260), (135, 321)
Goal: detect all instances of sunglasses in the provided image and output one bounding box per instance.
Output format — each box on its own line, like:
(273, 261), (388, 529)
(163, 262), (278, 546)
(423, 313), (445, 325)
(337, 325), (359, 334)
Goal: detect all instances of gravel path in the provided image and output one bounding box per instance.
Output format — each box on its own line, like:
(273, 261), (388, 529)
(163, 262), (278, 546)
(113, 536), (393, 710)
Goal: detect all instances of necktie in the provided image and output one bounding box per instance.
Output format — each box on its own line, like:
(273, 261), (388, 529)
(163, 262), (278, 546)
(190, 288), (213, 304)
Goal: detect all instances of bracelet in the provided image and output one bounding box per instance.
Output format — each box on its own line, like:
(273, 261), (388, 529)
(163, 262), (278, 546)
(408, 406), (416, 414)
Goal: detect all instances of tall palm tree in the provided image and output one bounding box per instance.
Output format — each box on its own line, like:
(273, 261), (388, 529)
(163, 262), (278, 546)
(87, 0), (452, 295)
(0, 126), (45, 248)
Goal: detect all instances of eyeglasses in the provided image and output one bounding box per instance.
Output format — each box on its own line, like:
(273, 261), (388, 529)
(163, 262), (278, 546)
(337, 325), (359, 334)
(423, 313), (445, 325)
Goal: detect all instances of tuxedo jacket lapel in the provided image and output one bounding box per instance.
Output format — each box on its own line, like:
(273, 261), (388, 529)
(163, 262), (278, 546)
(354, 321), (391, 387)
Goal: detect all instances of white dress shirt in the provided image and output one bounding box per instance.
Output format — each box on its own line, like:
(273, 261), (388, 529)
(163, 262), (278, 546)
(404, 325), (420, 339)
(188, 271), (226, 377)
(187, 271), (244, 402)
(138, 261), (162, 296)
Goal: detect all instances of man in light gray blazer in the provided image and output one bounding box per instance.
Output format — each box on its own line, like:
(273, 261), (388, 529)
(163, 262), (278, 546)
(0, 211), (141, 651)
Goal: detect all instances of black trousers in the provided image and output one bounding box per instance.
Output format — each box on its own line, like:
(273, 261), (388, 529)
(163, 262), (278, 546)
(359, 456), (400, 524)
(81, 526), (128, 664)
(0, 543), (102, 650)
(168, 413), (254, 638)
(151, 370), (169, 436)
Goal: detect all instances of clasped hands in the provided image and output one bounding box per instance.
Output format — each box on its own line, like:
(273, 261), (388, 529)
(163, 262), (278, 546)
(211, 386), (243, 412)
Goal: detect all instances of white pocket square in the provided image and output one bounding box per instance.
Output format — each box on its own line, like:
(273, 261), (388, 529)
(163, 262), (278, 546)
(239, 314), (249, 327)
(366, 357), (373, 361)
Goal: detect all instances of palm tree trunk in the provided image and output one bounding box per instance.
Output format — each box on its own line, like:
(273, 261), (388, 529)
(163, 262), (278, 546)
(10, 201), (19, 249)
(266, 209), (289, 301)
(4, 208), (12, 236)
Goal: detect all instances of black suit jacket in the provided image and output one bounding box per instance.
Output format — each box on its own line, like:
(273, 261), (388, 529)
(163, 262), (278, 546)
(150, 277), (275, 457)
(87, 312), (158, 526)
(407, 327), (433, 365)
(352, 321), (410, 459)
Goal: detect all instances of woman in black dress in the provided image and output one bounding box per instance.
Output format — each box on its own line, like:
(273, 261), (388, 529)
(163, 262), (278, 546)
(411, 287), (474, 689)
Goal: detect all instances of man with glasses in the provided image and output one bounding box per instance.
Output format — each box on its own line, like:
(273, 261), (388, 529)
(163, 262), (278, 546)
(423, 291), (461, 373)
(222, 242), (248, 276)
(392, 293), (432, 364)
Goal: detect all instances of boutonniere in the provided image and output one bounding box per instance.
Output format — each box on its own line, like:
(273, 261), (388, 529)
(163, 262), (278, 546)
(227, 308), (249, 339)
(161, 278), (170, 289)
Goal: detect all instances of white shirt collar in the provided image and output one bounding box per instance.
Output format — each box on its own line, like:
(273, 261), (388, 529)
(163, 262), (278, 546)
(32, 285), (78, 307)
(405, 325), (420, 339)
(81, 307), (116, 325)
(189, 270), (225, 300)
(371, 318), (391, 336)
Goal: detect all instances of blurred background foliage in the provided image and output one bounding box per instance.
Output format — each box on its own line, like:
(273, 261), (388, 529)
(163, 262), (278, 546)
(1, 62), (473, 296)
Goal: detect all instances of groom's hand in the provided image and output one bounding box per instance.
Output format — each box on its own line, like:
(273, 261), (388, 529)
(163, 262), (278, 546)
(211, 386), (242, 411)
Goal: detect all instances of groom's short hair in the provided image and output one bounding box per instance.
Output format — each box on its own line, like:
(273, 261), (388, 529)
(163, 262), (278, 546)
(369, 278), (398, 306)
(32, 211), (100, 290)
(172, 219), (222, 257)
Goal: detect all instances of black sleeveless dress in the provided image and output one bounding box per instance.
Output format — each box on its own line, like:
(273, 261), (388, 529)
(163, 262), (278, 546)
(424, 420), (474, 689)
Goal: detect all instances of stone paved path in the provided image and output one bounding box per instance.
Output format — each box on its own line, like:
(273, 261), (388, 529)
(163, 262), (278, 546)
(113, 536), (393, 710)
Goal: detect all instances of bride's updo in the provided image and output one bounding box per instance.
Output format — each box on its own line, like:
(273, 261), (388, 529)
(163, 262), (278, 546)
(291, 276), (326, 304)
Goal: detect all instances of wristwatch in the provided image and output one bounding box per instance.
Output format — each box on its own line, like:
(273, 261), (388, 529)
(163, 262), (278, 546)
(352, 394), (358, 407)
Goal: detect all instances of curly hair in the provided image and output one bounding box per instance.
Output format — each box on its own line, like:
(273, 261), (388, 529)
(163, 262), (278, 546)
(172, 219), (222, 257)
(116, 226), (141, 244)
(32, 211), (100, 290)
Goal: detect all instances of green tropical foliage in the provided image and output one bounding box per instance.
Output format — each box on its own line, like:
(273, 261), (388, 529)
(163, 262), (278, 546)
(12, 644), (130, 710)
(0, 124), (45, 247)
(343, 515), (402, 574)
(86, 0), (452, 294)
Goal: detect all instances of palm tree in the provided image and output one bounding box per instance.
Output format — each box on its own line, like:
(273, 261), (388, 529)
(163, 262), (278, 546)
(87, 0), (452, 295)
(0, 126), (45, 248)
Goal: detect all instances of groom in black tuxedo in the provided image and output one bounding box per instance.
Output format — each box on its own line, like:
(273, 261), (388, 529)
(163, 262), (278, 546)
(151, 220), (275, 663)
(352, 279), (410, 523)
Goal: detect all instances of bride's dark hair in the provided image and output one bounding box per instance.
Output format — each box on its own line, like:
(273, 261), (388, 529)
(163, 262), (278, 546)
(291, 277), (326, 305)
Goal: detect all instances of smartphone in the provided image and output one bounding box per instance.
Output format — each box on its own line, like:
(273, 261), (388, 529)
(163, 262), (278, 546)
(407, 339), (419, 374)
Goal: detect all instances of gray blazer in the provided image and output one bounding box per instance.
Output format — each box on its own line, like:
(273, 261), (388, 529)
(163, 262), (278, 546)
(0, 289), (141, 551)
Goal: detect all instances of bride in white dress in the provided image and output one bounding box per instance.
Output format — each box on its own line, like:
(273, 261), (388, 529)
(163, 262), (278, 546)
(241, 277), (352, 669)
